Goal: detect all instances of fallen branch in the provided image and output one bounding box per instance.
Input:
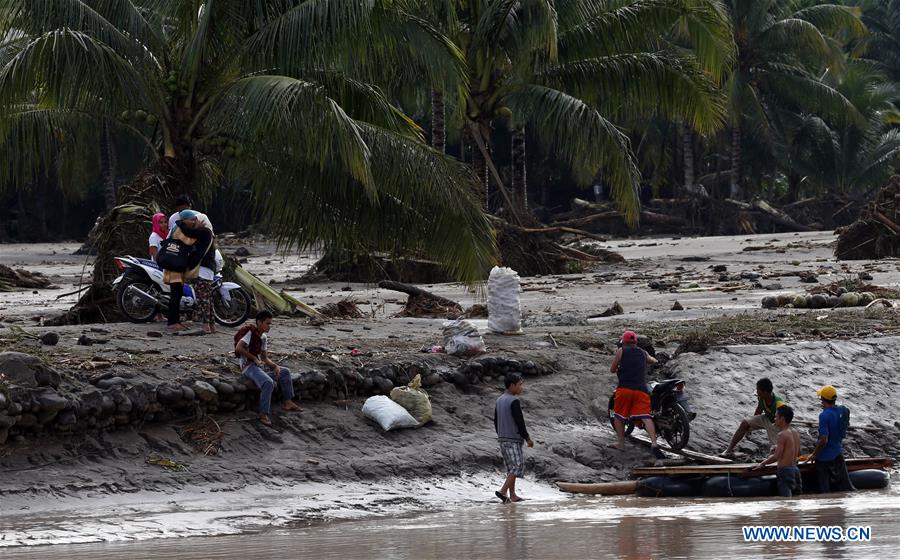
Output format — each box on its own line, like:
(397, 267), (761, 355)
(378, 280), (462, 309)
(519, 226), (609, 243)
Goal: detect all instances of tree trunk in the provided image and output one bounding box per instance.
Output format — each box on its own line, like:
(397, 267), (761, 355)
(682, 125), (694, 196)
(729, 122), (741, 199)
(430, 90), (445, 154)
(467, 125), (489, 209)
(512, 125), (527, 212)
(99, 119), (118, 210)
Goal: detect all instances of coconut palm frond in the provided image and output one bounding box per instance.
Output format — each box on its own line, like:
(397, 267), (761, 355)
(506, 84), (641, 224)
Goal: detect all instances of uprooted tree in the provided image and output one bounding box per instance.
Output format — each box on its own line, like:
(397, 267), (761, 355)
(836, 176), (900, 260)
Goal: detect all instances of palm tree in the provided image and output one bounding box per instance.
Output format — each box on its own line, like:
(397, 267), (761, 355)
(444, 0), (733, 222)
(857, 0), (900, 82)
(785, 61), (900, 198)
(720, 0), (865, 198)
(0, 1), (495, 285)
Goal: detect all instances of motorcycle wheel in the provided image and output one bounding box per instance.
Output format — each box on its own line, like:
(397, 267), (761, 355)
(661, 402), (691, 450)
(213, 287), (251, 327)
(607, 395), (635, 436)
(116, 276), (159, 323)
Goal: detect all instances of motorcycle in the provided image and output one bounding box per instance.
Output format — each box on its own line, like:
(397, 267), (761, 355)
(112, 255), (252, 327)
(608, 379), (695, 450)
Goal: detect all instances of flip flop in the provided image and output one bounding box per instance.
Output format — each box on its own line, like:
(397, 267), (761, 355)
(258, 414), (273, 427)
(607, 443), (625, 450)
(510, 497), (526, 503)
(494, 491), (510, 504)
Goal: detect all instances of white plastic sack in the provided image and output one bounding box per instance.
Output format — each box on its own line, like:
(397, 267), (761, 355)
(442, 319), (486, 356)
(362, 395), (419, 431)
(487, 266), (522, 333)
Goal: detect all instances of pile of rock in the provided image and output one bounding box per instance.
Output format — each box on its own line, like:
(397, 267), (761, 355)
(454, 356), (554, 386)
(0, 351), (556, 444)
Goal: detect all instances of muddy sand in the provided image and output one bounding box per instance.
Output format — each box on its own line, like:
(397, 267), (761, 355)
(1, 231), (899, 546)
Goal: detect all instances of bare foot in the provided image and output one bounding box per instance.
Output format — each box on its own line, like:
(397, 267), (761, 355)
(510, 496), (526, 502)
(607, 443), (625, 450)
(257, 413), (273, 427)
(282, 402), (303, 412)
(166, 323), (188, 332)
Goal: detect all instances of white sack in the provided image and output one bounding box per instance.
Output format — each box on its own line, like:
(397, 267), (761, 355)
(362, 395), (419, 431)
(487, 266), (522, 333)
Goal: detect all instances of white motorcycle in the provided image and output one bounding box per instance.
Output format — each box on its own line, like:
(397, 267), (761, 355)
(112, 255), (251, 327)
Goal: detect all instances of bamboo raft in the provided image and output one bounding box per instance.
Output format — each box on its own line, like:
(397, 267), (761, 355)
(558, 457), (894, 495)
(632, 457), (893, 478)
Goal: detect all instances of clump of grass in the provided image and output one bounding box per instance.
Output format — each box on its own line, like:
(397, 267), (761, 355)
(675, 331), (712, 355)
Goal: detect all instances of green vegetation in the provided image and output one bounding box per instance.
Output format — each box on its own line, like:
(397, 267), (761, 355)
(0, 1), (898, 279)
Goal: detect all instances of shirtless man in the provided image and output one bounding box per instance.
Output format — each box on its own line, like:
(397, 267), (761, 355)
(751, 406), (802, 497)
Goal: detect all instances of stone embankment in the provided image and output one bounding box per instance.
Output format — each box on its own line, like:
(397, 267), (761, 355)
(0, 351), (555, 445)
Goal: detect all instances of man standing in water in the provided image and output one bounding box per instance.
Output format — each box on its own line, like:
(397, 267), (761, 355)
(722, 377), (786, 458)
(609, 330), (664, 459)
(493, 373), (534, 503)
(752, 406), (802, 497)
(807, 385), (854, 493)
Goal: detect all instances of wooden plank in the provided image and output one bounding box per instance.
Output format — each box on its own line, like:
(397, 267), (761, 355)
(632, 457), (893, 478)
(626, 432), (733, 464)
(557, 481), (637, 495)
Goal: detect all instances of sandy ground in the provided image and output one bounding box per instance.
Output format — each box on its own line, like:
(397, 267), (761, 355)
(1, 232), (899, 546)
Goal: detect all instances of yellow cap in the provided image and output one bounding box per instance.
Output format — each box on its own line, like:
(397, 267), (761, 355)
(816, 385), (837, 400)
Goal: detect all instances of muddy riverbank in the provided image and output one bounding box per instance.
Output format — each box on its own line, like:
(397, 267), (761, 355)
(1, 232), (899, 547)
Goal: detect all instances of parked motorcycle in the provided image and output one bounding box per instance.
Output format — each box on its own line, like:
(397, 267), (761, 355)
(112, 256), (251, 327)
(608, 379), (695, 449)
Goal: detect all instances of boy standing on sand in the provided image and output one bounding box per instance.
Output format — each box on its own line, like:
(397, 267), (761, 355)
(752, 406), (802, 497)
(493, 373), (534, 503)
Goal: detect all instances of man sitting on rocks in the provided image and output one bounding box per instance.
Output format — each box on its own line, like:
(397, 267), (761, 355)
(752, 405), (802, 497)
(234, 310), (302, 426)
(722, 377), (785, 458)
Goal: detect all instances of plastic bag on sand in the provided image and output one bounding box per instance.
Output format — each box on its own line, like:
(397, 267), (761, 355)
(362, 396), (419, 431)
(442, 319), (486, 356)
(389, 374), (433, 425)
(487, 266), (522, 333)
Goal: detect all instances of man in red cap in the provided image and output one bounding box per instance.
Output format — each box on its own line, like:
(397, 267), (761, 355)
(609, 330), (664, 458)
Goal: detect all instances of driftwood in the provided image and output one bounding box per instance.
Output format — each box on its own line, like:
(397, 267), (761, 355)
(519, 226), (608, 243)
(569, 199), (690, 227)
(0, 264), (52, 291)
(378, 280), (462, 309)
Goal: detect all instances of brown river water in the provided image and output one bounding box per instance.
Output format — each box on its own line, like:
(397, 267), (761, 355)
(2, 482), (896, 560)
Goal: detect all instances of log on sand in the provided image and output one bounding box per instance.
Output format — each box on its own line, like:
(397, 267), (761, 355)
(557, 481), (638, 495)
(377, 280), (462, 309)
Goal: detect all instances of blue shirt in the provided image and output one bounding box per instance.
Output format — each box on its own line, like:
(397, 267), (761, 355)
(818, 407), (844, 462)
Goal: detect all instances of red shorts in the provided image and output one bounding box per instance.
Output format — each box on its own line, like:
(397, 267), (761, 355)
(614, 387), (652, 421)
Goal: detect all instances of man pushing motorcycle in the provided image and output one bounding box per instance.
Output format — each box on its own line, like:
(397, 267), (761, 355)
(609, 330), (666, 459)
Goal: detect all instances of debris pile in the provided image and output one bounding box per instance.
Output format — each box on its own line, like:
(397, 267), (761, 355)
(836, 176), (900, 260)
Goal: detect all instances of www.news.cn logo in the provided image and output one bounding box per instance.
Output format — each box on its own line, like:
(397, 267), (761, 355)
(743, 526), (872, 542)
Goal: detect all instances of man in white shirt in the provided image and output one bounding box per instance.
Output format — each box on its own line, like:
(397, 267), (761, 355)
(168, 194), (193, 232)
(234, 310), (303, 426)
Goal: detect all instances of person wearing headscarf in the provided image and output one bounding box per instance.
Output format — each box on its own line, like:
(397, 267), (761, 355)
(175, 209), (217, 334)
(148, 212), (169, 260)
